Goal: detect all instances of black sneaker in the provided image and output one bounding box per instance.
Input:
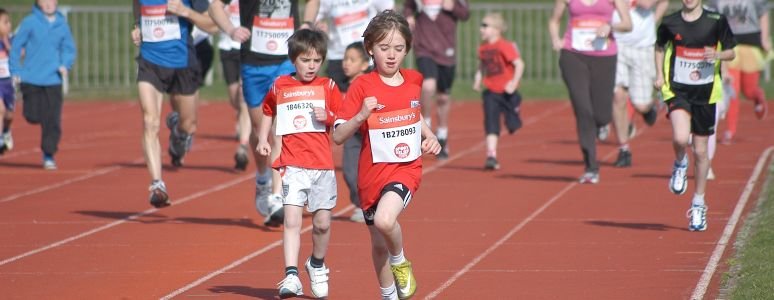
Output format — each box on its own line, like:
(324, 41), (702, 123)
(149, 180), (170, 208)
(437, 138), (449, 160)
(642, 107), (658, 126)
(484, 156), (500, 170)
(614, 149), (632, 168)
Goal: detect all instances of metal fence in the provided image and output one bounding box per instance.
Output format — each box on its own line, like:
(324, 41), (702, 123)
(6, 3), (773, 92)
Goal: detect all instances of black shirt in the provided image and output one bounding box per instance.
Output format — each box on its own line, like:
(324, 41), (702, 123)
(220, 0), (301, 66)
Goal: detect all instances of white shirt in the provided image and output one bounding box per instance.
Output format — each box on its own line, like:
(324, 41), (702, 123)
(612, 2), (657, 48)
(316, 0), (394, 60)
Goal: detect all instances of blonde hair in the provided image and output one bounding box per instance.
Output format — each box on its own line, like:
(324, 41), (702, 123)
(483, 12), (507, 32)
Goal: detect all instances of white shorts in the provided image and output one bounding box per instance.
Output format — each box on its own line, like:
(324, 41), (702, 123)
(280, 166), (337, 212)
(615, 44), (656, 106)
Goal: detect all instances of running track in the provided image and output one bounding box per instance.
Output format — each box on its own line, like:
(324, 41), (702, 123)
(0, 100), (771, 299)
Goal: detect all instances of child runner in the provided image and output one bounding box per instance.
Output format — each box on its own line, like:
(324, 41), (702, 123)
(132, 0), (215, 207)
(0, 8), (14, 154)
(655, 0), (736, 231)
(333, 10), (441, 300)
(214, 0), (251, 170)
(472, 12), (525, 170)
(341, 41), (371, 223)
(208, 0), (320, 226)
(9, 0), (76, 169)
(256, 29), (340, 299)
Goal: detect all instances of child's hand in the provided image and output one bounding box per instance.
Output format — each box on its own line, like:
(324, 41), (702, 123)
(58, 66), (68, 77)
(256, 140), (271, 156)
(654, 76), (664, 90)
(313, 106), (327, 122)
(552, 38), (563, 51)
(229, 27), (251, 43)
(505, 79), (519, 94)
(357, 96), (378, 120)
(131, 27), (141, 46)
(472, 80), (481, 92)
(167, 0), (190, 18)
(703, 46), (718, 61)
(442, 0), (455, 11)
(422, 134), (442, 155)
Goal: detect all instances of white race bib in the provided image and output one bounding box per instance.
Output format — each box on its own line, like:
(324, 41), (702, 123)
(275, 86), (326, 136)
(368, 107), (422, 163)
(673, 46), (715, 85)
(333, 10), (369, 48)
(251, 17), (294, 55)
(571, 19), (608, 52)
(141, 5), (182, 43)
(0, 51), (9, 78)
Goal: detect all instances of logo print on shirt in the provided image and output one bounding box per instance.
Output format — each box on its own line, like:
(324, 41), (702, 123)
(410, 100), (420, 108)
(376, 104), (386, 110)
(394, 143), (411, 159)
(675, 33), (683, 41)
(293, 115), (307, 129)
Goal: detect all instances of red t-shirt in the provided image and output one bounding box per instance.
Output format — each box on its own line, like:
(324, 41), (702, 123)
(478, 38), (520, 93)
(262, 75), (342, 170)
(335, 69), (424, 210)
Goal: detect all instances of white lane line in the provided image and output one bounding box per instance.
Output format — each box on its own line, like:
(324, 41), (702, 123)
(0, 163), (132, 204)
(160, 103), (571, 299)
(690, 146), (774, 300)
(0, 174), (255, 267)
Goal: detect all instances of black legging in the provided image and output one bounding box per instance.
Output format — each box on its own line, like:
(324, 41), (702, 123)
(559, 50), (616, 172)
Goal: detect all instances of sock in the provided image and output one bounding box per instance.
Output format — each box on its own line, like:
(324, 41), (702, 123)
(256, 168), (271, 185)
(486, 149), (496, 158)
(620, 144), (629, 151)
(436, 127), (448, 140)
(389, 249), (406, 266)
(380, 283), (398, 300)
(676, 155), (688, 166)
(309, 255), (325, 268)
(692, 193), (705, 206)
(285, 266), (298, 277)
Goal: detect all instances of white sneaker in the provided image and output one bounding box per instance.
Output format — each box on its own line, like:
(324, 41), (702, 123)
(669, 160), (688, 195)
(305, 257), (330, 298)
(597, 125), (610, 141)
(349, 208), (365, 223)
(264, 194), (285, 226)
(706, 168), (715, 180)
(254, 178), (273, 216)
(277, 273), (303, 299)
(3, 131), (13, 150)
(687, 205), (708, 232)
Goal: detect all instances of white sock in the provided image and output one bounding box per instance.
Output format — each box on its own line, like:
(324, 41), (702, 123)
(436, 127), (448, 140)
(380, 283), (398, 300)
(692, 193), (705, 206)
(255, 168), (271, 185)
(389, 249), (406, 266)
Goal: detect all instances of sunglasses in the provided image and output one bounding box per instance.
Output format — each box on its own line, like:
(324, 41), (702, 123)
(480, 23), (490, 28)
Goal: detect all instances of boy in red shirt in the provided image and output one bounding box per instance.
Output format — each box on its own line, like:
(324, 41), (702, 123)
(333, 10), (441, 300)
(473, 12), (525, 170)
(256, 29), (341, 299)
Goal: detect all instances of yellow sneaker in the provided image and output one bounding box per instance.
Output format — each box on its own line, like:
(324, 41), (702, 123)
(391, 260), (417, 299)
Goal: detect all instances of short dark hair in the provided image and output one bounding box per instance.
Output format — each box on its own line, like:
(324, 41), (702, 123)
(287, 29), (328, 62)
(345, 41), (368, 62)
(0, 8), (8, 17)
(362, 10), (412, 56)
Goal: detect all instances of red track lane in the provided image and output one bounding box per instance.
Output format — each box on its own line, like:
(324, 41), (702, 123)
(0, 100), (771, 299)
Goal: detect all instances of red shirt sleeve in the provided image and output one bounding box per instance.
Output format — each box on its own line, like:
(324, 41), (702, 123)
(502, 40), (520, 62)
(339, 78), (365, 121)
(262, 84), (277, 117)
(326, 79), (342, 126)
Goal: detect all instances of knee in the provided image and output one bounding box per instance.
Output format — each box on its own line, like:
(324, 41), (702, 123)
(421, 80), (436, 94)
(312, 218), (330, 235)
(436, 93), (450, 106)
(673, 135), (690, 148)
(143, 115), (161, 134)
(373, 214), (396, 234)
(693, 145), (709, 161)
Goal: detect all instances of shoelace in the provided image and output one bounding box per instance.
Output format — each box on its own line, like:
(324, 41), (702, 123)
(277, 274), (300, 288)
(673, 163), (687, 178)
(685, 205), (707, 224)
(308, 266), (329, 284)
(392, 264), (410, 286)
(149, 181), (166, 192)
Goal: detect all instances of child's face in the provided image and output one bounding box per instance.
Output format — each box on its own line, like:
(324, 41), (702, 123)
(342, 48), (369, 79)
(37, 0), (59, 16)
(0, 15), (11, 37)
(293, 50), (323, 82)
(369, 29), (407, 76)
(682, 0), (700, 10)
(479, 17), (501, 42)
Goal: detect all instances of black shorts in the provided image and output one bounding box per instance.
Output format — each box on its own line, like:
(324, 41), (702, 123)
(483, 90), (522, 135)
(416, 57), (456, 94)
(195, 40), (214, 85)
(363, 181), (414, 226)
(220, 49), (241, 85)
(666, 97), (716, 136)
(325, 59), (348, 92)
(137, 54), (201, 95)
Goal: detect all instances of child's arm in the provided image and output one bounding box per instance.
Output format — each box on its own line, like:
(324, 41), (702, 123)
(472, 67), (482, 92)
(762, 11), (771, 53)
(256, 87), (277, 156)
(333, 96), (375, 145)
(611, 0), (632, 33)
(209, 0), (250, 43)
(505, 58), (525, 94)
(419, 115), (441, 155)
(302, 0), (321, 29)
(654, 46), (665, 90)
(9, 18), (31, 82)
(60, 25), (77, 73)
(168, 0), (219, 34)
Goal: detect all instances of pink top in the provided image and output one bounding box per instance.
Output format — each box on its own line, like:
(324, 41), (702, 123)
(562, 0), (617, 56)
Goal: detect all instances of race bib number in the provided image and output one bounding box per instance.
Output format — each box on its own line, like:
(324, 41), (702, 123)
(571, 19), (608, 52)
(333, 10), (369, 48)
(251, 17), (294, 55)
(141, 5), (182, 43)
(673, 46), (715, 85)
(422, 0), (442, 20)
(275, 86), (326, 136)
(368, 107), (422, 163)
(0, 51), (9, 78)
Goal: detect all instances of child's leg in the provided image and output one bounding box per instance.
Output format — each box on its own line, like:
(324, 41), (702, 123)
(367, 225), (398, 294)
(486, 134), (498, 158)
(40, 85), (64, 158)
(723, 67), (742, 139)
(138, 82), (166, 181)
(372, 192), (405, 256)
(311, 209), (332, 260)
(612, 86), (631, 147)
(482, 90), (500, 157)
(691, 135), (710, 196)
(669, 109), (692, 161)
(0, 100), (6, 146)
(282, 205), (304, 268)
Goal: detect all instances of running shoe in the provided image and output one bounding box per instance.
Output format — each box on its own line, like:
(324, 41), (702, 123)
(43, 158), (57, 170)
(597, 125), (609, 141)
(254, 179), (272, 216)
(686, 204), (708, 232)
(437, 138), (449, 160)
(754, 99), (768, 120)
(234, 144), (249, 171)
(578, 171), (599, 184)
(614, 149), (632, 168)
(149, 180), (170, 208)
(669, 160), (688, 195)
(3, 130), (13, 151)
(391, 260), (417, 300)
(350, 208), (365, 223)
(277, 273), (303, 299)
(484, 156), (500, 170)
(305, 257), (330, 298)
(264, 194), (285, 227)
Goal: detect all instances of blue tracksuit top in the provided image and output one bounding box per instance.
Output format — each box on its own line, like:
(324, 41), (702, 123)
(9, 4), (77, 86)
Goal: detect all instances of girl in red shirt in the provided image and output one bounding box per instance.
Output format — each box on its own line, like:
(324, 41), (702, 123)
(333, 10), (441, 300)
